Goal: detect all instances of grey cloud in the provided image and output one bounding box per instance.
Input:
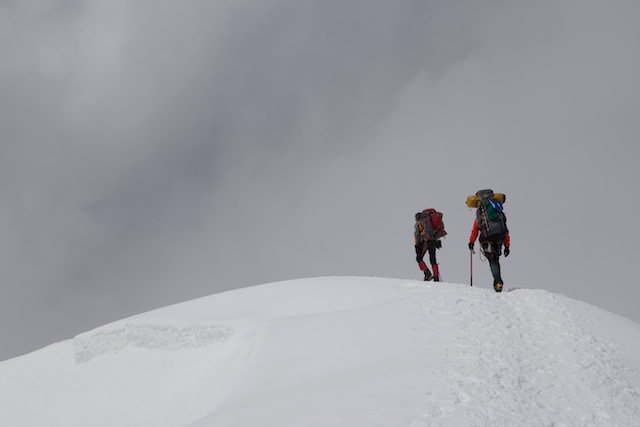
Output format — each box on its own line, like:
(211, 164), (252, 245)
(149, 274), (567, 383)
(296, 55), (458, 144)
(1, 0), (639, 360)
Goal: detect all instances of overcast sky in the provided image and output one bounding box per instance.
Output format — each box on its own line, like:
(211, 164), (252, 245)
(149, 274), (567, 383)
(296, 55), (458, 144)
(2, 0), (639, 361)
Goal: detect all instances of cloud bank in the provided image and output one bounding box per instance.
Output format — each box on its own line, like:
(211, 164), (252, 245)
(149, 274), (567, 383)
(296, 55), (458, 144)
(1, 0), (639, 359)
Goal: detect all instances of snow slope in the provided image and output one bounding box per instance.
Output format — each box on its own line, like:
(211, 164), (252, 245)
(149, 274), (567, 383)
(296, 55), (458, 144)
(1, 277), (639, 426)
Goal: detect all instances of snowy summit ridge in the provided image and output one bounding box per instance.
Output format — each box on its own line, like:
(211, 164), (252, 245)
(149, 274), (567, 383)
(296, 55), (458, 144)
(1, 276), (640, 426)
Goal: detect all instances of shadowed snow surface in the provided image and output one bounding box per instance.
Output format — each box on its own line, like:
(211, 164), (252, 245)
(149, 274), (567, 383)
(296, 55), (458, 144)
(1, 277), (639, 426)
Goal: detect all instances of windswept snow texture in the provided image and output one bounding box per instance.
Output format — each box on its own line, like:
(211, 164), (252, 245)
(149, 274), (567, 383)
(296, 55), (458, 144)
(1, 277), (640, 426)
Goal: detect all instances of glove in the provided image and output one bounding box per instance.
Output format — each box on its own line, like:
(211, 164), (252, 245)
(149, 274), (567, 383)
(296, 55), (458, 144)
(435, 239), (442, 249)
(504, 246), (510, 257)
(468, 242), (474, 251)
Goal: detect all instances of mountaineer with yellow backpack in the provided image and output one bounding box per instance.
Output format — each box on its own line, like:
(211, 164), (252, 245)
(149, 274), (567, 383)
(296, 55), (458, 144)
(467, 189), (511, 292)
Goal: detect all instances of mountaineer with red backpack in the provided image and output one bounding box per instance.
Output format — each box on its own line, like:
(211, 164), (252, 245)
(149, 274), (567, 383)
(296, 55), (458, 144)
(467, 189), (510, 292)
(414, 209), (447, 281)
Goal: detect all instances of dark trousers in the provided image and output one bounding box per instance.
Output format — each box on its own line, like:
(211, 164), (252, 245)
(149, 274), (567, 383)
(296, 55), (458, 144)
(420, 240), (438, 266)
(480, 239), (503, 284)
(418, 240), (440, 280)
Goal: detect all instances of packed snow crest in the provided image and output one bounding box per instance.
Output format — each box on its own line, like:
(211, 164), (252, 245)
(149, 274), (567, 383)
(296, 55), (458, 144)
(1, 277), (639, 427)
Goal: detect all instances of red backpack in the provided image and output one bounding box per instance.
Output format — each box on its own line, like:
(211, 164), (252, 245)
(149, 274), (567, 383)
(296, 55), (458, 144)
(422, 209), (447, 239)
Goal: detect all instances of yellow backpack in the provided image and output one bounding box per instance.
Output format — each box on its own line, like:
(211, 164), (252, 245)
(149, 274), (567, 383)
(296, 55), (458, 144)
(466, 192), (506, 208)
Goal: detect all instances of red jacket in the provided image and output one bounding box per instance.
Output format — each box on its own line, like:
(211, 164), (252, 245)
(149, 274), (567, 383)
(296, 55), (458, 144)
(469, 219), (510, 247)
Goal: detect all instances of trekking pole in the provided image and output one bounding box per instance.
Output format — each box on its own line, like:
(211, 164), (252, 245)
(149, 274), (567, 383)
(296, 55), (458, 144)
(470, 248), (474, 287)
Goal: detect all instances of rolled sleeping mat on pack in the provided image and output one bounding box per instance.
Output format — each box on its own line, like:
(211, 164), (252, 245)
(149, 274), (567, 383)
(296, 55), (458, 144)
(466, 193), (506, 208)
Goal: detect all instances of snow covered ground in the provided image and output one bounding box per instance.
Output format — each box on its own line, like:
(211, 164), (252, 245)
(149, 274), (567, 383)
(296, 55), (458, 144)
(1, 277), (639, 426)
